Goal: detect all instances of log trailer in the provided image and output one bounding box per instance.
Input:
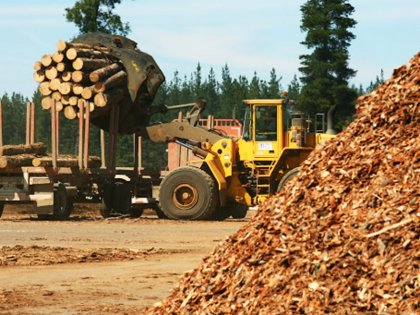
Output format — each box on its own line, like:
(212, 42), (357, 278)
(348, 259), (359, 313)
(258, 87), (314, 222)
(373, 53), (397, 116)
(0, 101), (156, 220)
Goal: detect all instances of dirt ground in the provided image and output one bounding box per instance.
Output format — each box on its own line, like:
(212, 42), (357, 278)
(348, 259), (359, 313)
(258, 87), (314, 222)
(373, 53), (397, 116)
(0, 204), (250, 314)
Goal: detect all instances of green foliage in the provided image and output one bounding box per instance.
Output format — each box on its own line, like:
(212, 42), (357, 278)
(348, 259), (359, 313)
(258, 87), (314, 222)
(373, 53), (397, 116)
(3, 63), (382, 171)
(299, 0), (357, 123)
(65, 0), (130, 35)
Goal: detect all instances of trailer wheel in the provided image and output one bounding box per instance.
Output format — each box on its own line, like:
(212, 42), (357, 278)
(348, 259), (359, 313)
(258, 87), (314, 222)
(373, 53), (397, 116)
(153, 204), (167, 219)
(230, 202), (248, 219)
(159, 167), (218, 220)
(0, 202), (4, 218)
(100, 181), (132, 218)
(53, 183), (73, 220)
(277, 167), (300, 192)
(129, 205), (144, 218)
(212, 206), (231, 221)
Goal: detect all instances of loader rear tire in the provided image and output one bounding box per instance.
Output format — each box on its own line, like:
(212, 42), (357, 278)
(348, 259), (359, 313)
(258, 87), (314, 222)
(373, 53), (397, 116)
(277, 167), (300, 192)
(159, 167), (218, 220)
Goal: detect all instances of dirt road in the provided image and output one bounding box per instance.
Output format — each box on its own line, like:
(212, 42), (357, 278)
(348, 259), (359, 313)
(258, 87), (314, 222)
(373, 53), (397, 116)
(0, 204), (249, 314)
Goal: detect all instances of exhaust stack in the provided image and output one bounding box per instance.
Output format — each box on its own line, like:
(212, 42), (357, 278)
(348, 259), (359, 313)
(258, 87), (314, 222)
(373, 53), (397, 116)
(326, 105), (337, 135)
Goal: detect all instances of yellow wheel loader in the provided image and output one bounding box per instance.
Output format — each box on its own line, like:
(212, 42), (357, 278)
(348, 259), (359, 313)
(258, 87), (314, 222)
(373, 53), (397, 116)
(145, 98), (336, 220)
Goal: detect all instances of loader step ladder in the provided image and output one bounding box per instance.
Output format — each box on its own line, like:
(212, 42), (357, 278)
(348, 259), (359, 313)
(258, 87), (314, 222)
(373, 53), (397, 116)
(255, 161), (276, 198)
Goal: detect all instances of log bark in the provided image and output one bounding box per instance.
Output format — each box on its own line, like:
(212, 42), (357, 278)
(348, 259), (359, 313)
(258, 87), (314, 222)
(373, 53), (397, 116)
(89, 63), (122, 83)
(64, 106), (77, 120)
(32, 156), (101, 168)
(0, 142), (47, 156)
(0, 154), (36, 168)
(94, 70), (127, 93)
(94, 88), (124, 107)
(72, 58), (111, 71)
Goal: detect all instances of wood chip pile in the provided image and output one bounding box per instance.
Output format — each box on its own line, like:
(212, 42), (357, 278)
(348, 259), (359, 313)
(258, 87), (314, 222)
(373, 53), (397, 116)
(149, 53), (419, 314)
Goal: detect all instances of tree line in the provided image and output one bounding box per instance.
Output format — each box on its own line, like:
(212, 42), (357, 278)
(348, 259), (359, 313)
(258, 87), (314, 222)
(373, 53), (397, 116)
(0, 64), (383, 171)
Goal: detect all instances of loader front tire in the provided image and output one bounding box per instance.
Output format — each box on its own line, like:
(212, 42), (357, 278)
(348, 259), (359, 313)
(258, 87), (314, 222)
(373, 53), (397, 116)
(159, 167), (218, 220)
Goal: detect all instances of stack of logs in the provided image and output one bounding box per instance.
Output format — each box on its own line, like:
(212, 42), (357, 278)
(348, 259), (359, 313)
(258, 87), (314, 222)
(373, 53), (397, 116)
(0, 142), (101, 169)
(34, 40), (127, 120)
(149, 53), (419, 314)
(0, 143), (47, 168)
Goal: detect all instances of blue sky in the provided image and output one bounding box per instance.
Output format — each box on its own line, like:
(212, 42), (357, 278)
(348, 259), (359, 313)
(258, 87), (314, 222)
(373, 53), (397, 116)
(0, 0), (419, 98)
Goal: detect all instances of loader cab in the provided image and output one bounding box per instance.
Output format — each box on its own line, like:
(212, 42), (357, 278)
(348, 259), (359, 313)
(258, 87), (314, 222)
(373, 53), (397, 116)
(241, 99), (285, 159)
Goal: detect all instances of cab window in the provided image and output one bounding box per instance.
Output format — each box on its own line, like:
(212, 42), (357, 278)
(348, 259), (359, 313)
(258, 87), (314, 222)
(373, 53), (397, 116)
(255, 106), (277, 140)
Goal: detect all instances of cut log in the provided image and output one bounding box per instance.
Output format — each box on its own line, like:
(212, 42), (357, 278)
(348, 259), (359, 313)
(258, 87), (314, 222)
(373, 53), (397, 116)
(50, 78), (62, 91)
(0, 142), (47, 156)
(34, 61), (43, 71)
(52, 101), (64, 112)
(57, 40), (109, 52)
(71, 70), (90, 83)
(73, 84), (84, 95)
(0, 154), (36, 168)
(33, 70), (45, 83)
(69, 96), (79, 106)
(41, 97), (52, 110)
(89, 63), (122, 83)
(66, 47), (112, 61)
(61, 95), (70, 105)
(52, 51), (65, 63)
(72, 58), (111, 71)
(32, 156), (101, 168)
(81, 86), (95, 100)
(94, 88), (125, 107)
(45, 67), (58, 80)
(61, 71), (72, 82)
(41, 54), (53, 67)
(59, 82), (73, 95)
(94, 70), (127, 93)
(64, 106), (78, 120)
(51, 91), (62, 101)
(39, 82), (52, 96)
(56, 62), (67, 72)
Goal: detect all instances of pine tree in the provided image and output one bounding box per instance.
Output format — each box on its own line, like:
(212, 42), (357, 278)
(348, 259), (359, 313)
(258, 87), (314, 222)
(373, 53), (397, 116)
(65, 0), (130, 35)
(299, 0), (357, 122)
